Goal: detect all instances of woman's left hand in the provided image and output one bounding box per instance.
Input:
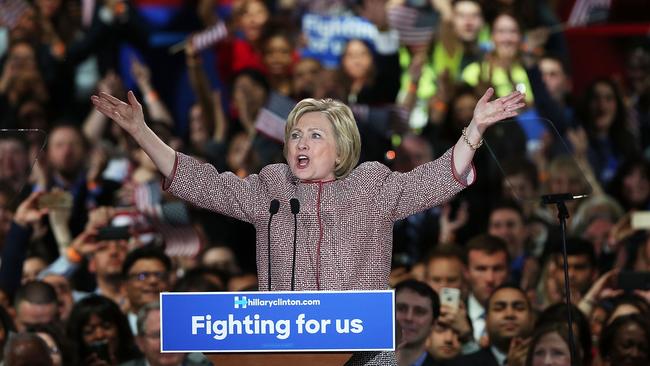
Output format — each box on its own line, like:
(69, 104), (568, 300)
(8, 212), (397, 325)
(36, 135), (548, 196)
(472, 87), (526, 133)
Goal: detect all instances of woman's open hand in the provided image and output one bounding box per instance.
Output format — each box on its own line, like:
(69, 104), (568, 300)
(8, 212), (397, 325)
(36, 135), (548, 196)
(472, 87), (526, 133)
(91, 91), (146, 138)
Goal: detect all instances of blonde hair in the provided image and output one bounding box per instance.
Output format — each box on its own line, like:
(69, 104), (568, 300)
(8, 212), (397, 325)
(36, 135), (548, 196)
(284, 98), (361, 179)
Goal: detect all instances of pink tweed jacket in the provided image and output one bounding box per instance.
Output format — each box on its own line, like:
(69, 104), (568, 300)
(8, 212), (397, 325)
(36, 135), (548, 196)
(163, 146), (474, 292)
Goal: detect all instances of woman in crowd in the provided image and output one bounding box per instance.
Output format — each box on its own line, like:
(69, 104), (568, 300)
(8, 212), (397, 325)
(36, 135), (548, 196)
(579, 78), (638, 185)
(66, 295), (140, 366)
(526, 323), (582, 366)
(599, 314), (650, 366)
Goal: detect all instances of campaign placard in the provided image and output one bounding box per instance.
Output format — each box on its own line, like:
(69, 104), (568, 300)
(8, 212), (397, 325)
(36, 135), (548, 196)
(160, 291), (395, 352)
(301, 14), (378, 68)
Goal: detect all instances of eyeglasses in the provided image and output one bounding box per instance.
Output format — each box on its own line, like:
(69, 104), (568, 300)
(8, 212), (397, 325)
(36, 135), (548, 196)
(127, 271), (169, 282)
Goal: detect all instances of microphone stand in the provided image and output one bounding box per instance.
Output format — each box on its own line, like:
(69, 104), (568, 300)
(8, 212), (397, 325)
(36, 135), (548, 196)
(542, 194), (578, 366)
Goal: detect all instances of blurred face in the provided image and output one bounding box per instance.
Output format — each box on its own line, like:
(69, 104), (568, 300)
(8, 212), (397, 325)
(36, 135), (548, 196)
(492, 14), (521, 60)
(6, 43), (37, 75)
(137, 309), (184, 366)
(426, 257), (464, 295)
(548, 167), (585, 195)
(36, 332), (62, 366)
(264, 36), (293, 77)
(42, 274), (74, 321)
(610, 322), (649, 366)
(554, 255), (595, 299)
(16, 301), (58, 331)
(452, 1), (484, 42)
(47, 127), (85, 179)
(10, 8), (39, 42)
(452, 94), (478, 129)
(226, 132), (252, 172)
(36, 0), (62, 19)
(590, 82), (617, 131)
(488, 208), (527, 257)
(590, 306), (607, 343)
(622, 167), (650, 207)
(82, 314), (119, 362)
(430, 323), (461, 360)
(189, 105), (209, 148)
(125, 259), (170, 311)
(286, 112), (338, 182)
(239, 0), (269, 42)
(233, 74), (267, 119)
(486, 288), (532, 348)
(0, 139), (28, 181)
(540, 58), (569, 102)
(90, 240), (128, 279)
(22, 257), (48, 284)
(342, 40), (373, 81)
(394, 136), (432, 173)
(503, 173), (536, 201)
(531, 332), (571, 366)
(466, 250), (508, 305)
(396, 289), (434, 346)
(293, 59), (322, 97)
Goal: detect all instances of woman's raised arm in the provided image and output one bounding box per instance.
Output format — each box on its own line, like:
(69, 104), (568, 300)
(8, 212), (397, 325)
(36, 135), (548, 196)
(452, 87), (526, 176)
(91, 91), (177, 178)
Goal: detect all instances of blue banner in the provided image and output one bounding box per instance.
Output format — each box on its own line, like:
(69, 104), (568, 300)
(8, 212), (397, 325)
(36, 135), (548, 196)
(301, 14), (378, 68)
(160, 291), (395, 352)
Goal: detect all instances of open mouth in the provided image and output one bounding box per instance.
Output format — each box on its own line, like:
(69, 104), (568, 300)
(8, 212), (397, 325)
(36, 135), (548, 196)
(297, 155), (310, 168)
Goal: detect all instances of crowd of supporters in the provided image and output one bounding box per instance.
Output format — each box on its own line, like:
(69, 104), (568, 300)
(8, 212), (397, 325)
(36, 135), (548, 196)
(0, 0), (649, 364)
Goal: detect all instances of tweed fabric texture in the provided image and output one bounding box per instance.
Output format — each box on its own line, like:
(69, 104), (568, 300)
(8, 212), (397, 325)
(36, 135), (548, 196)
(163, 146), (474, 365)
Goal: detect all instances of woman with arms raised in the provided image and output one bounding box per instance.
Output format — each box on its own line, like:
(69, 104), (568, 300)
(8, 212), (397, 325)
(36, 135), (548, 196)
(91, 87), (524, 365)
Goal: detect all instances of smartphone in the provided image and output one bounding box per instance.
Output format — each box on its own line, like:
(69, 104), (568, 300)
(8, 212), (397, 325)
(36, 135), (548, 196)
(85, 341), (111, 363)
(618, 271), (650, 292)
(96, 226), (130, 241)
(37, 191), (73, 209)
(631, 211), (650, 229)
(440, 287), (461, 310)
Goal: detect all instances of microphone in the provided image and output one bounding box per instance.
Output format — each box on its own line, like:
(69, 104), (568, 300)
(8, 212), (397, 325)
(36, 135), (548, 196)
(267, 199), (280, 291)
(290, 198), (300, 291)
(541, 193), (588, 205)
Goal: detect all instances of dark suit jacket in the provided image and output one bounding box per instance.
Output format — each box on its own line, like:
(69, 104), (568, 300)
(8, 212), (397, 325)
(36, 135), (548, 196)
(443, 348), (499, 366)
(422, 352), (440, 366)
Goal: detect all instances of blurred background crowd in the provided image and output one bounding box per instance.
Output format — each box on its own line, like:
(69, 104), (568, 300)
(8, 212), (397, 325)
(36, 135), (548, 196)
(0, 0), (649, 364)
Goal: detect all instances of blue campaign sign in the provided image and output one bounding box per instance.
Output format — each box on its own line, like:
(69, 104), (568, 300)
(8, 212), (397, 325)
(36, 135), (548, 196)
(301, 14), (378, 68)
(160, 291), (395, 352)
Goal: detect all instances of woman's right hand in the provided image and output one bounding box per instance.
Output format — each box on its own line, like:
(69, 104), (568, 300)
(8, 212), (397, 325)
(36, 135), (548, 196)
(91, 91), (146, 138)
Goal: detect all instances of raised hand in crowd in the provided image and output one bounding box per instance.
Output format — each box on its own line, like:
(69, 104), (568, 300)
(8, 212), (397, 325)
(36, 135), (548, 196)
(91, 91), (176, 178)
(13, 192), (48, 228)
(578, 269), (622, 316)
(438, 201), (468, 244)
(437, 301), (473, 344)
(506, 336), (531, 366)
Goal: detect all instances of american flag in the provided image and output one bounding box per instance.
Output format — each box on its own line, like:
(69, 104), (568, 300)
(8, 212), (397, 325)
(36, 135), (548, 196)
(568, 0), (611, 26)
(191, 21), (229, 52)
(0, 0), (31, 29)
(255, 92), (296, 143)
(387, 5), (437, 46)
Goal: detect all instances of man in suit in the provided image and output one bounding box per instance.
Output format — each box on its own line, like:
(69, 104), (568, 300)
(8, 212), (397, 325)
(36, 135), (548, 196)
(447, 285), (533, 366)
(463, 235), (510, 345)
(395, 279), (441, 366)
(119, 301), (210, 366)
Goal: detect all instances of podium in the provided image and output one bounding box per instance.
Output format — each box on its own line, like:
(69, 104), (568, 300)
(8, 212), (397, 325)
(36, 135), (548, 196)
(160, 291), (394, 364)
